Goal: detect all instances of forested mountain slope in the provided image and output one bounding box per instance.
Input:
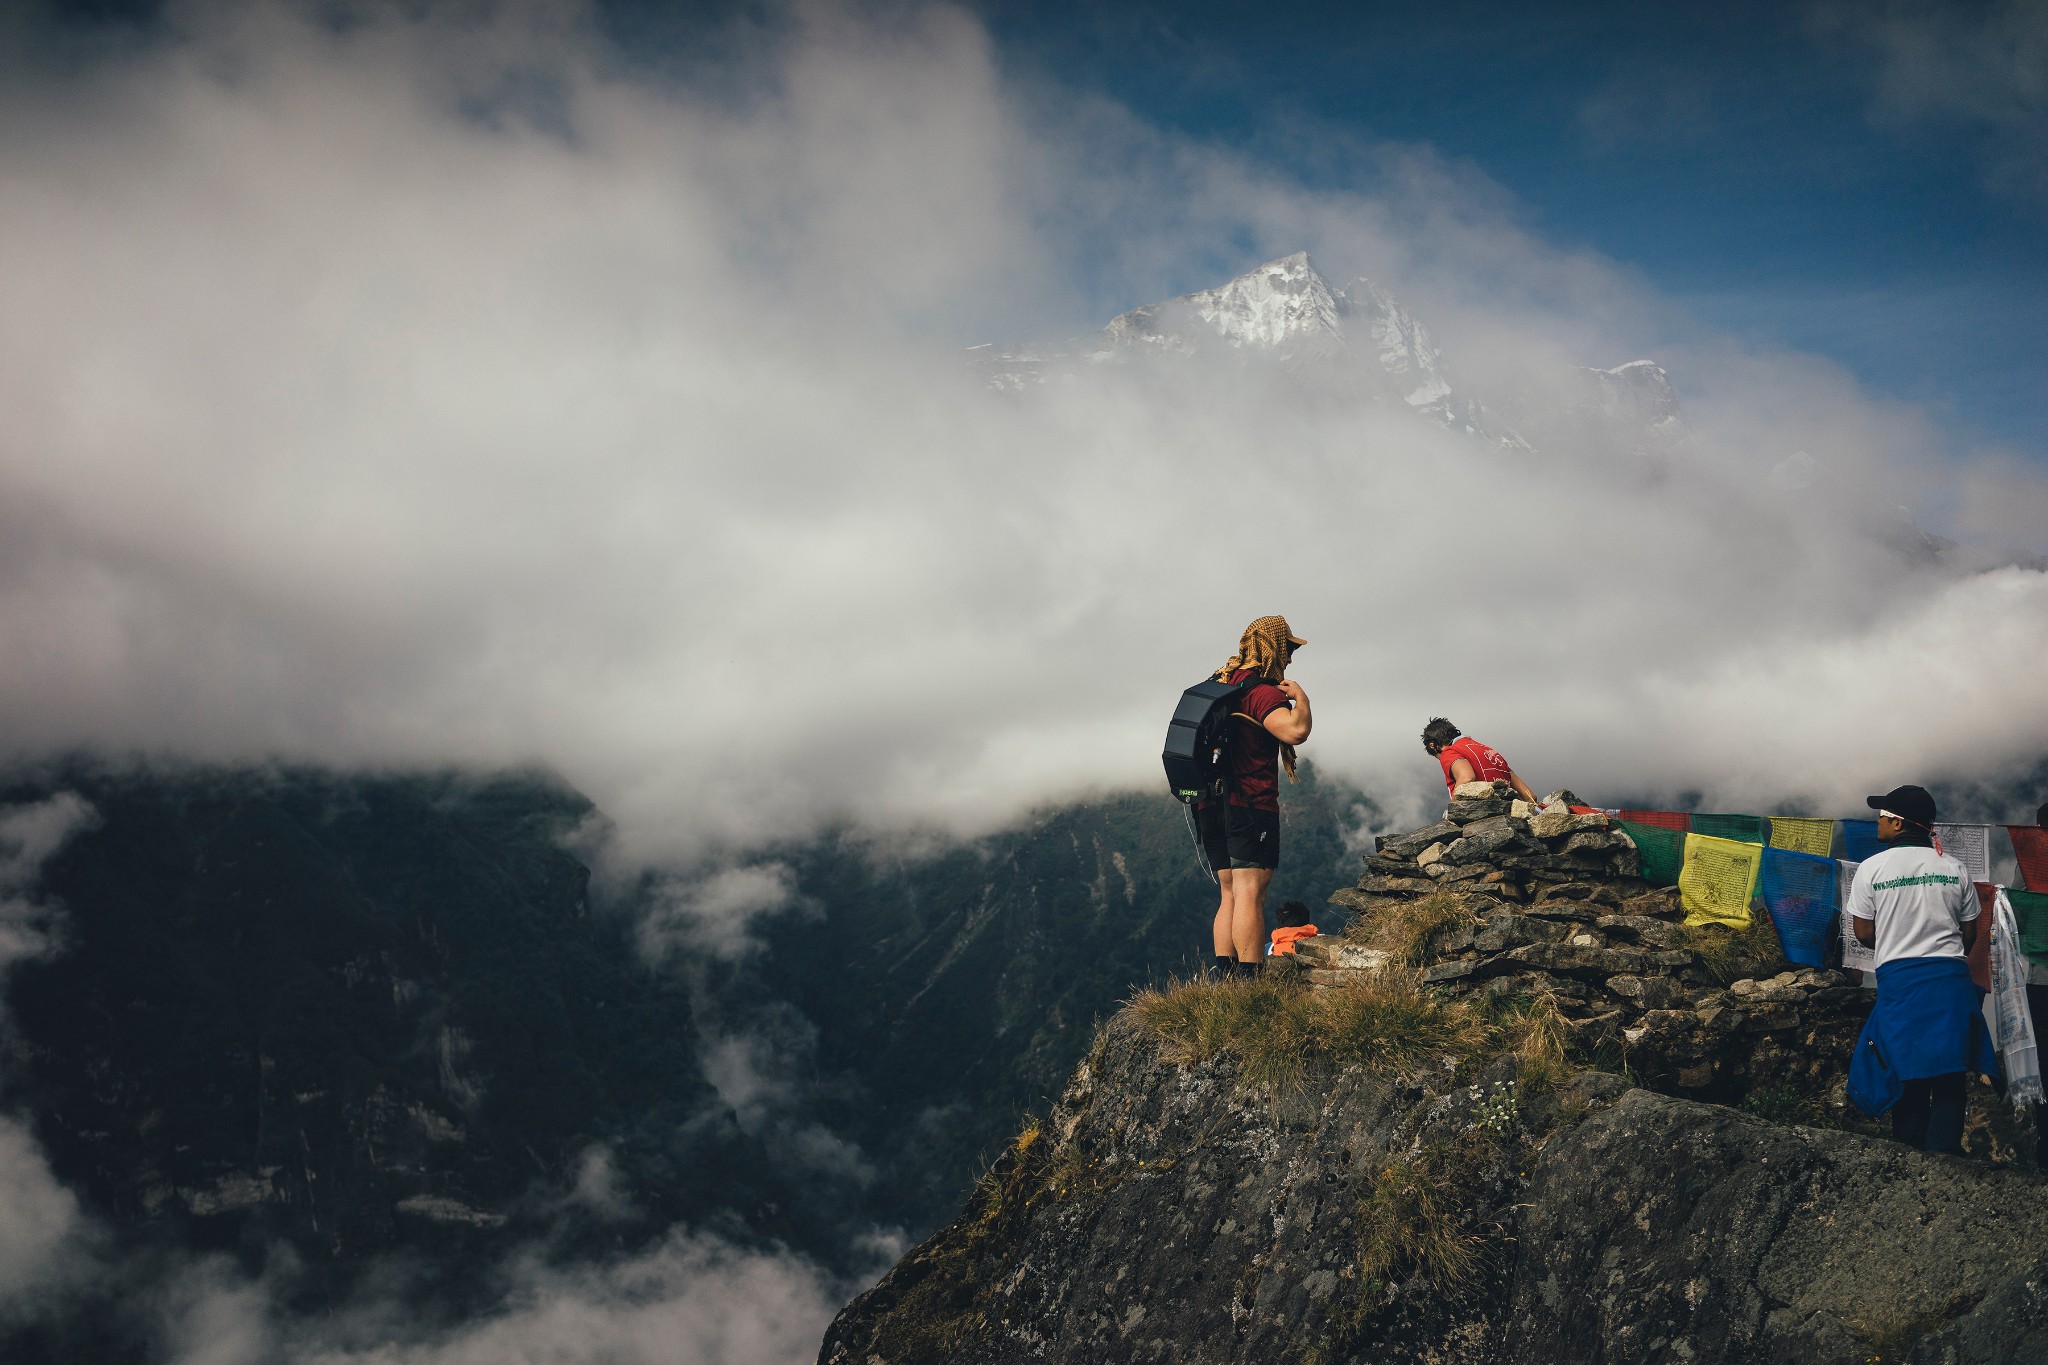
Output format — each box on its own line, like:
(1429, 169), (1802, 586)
(0, 760), (1372, 1358)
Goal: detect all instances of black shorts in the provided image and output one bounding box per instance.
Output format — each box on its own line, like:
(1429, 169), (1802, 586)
(1198, 802), (1280, 872)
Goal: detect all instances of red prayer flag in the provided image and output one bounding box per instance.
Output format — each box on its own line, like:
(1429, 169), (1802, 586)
(2009, 825), (2048, 893)
(1619, 809), (1689, 832)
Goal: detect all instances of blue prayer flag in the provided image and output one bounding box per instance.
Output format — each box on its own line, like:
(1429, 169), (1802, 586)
(1759, 847), (1837, 968)
(1836, 819), (1886, 863)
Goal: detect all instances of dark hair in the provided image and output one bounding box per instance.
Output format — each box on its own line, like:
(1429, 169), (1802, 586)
(2038, 802), (2047, 829)
(1274, 900), (1311, 927)
(1421, 717), (1460, 749)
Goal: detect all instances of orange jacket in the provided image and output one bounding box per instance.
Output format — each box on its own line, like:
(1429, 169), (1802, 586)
(1269, 924), (1319, 955)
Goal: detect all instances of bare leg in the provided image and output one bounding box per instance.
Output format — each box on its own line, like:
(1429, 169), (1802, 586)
(1230, 867), (1274, 965)
(1210, 868), (1237, 958)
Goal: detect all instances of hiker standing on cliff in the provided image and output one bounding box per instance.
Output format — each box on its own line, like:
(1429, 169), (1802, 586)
(1200, 616), (1311, 977)
(1845, 784), (1998, 1154)
(1420, 719), (1537, 805)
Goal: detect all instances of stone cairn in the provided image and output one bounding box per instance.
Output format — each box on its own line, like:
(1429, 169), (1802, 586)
(1289, 781), (1871, 1108)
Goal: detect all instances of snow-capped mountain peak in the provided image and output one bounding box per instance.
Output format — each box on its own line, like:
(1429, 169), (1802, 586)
(973, 251), (1679, 459)
(1103, 251), (1343, 357)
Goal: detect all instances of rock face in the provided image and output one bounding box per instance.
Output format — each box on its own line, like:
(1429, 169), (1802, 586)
(1513, 1091), (2048, 1362)
(821, 792), (2048, 1363)
(821, 1030), (2048, 1365)
(763, 767), (1371, 1231)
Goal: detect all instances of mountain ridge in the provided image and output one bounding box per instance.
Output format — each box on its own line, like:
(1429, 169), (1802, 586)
(976, 251), (1679, 458)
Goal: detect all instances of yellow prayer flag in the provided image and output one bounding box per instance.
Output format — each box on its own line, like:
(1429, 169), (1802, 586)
(1680, 833), (1763, 929)
(1767, 817), (1834, 858)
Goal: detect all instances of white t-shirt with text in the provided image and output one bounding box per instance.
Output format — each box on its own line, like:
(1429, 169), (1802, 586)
(1845, 844), (1978, 970)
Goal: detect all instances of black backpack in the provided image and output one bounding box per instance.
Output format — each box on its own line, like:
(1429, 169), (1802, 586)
(1161, 676), (1259, 805)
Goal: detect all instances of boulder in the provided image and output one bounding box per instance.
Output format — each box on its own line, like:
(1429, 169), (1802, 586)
(1593, 914), (1690, 951)
(1606, 973), (1686, 1011)
(1506, 942), (1692, 981)
(1561, 829), (1630, 855)
(1529, 803), (1576, 839)
(1442, 816), (1518, 864)
(1381, 820), (1460, 859)
(1448, 792), (1512, 822)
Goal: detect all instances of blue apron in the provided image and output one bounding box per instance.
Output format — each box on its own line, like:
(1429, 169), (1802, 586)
(1847, 956), (1999, 1119)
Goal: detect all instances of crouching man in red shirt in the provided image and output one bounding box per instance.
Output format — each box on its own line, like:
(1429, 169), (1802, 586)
(1421, 717), (1536, 805)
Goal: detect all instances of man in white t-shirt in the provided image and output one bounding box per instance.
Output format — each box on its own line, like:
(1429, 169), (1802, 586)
(1845, 783), (1988, 1154)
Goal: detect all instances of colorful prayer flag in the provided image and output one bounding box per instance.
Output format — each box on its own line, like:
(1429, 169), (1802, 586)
(1691, 813), (1767, 845)
(1680, 833), (1763, 929)
(2011, 887), (2048, 966)
(1618, 809), (1689, 833)
(1758, 848), (1835, 968)
(1836, 819), (1885, 863)
(2008, 826), (2048, 893)
(1936, 824), (1993, 883)
(1767, 816), (1835, 858)
(1617, 819), (1685, 888)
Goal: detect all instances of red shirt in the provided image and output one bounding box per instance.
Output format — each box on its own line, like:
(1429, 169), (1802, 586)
(1437, 736), (1512, 795)
(1225, 669), (1289, 812)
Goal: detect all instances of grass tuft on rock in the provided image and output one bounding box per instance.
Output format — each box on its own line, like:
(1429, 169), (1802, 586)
(1129, 971), (1493, 1097)
(1342, 891), (1480, 965)
(865, 1115), (1053, 1361)
(1355, 1131), (1495, 1293)
(1480, 990), (1571, 1093)
(1684, 912), (1787, 985)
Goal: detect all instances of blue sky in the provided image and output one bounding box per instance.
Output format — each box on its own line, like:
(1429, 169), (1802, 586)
(951, 0), (2046, 460)
(40, 0), (2046, 460)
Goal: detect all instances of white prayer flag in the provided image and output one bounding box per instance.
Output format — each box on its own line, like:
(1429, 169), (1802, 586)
(1837, 859), (1875, 979)
(1935, 823), (1992, 884)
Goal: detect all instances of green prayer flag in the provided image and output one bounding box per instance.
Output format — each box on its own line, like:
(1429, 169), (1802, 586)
(2011, 888), (2048, 966)
(1618, 819), (1685, 888)
(1691, 813), (1767, 845)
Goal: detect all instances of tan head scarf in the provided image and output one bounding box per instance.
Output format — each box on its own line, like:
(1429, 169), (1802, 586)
(1213, 615), (1306, 780)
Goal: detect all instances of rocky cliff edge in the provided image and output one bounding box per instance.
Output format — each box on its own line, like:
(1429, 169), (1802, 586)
(821, 786), (2048, 1364)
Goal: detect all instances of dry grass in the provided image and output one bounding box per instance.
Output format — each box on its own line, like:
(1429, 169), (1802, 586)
(1684, 911), (1787, 985)
(974, 1118), (1043, 1223)
(868, 1114), (1051, 1361)
(1342, 891), (1481, 966)
(1483, 990), (1571, 1093)
(1129, 970), (1495, 1098)
(1355, 1132), (1494, 1292)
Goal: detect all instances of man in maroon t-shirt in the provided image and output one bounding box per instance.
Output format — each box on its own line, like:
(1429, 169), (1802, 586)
(1198, 616), (1312, 975)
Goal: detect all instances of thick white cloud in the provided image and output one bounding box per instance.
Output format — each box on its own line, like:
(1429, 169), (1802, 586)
(0, 0), (2041, 869)
(0, 794), (101, 1318)
(145, 1231), (855, 1365)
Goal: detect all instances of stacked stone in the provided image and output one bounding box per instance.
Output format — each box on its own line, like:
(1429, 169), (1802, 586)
(1293, 780), (1872, 1110)
(1338, 779), (1645, 906)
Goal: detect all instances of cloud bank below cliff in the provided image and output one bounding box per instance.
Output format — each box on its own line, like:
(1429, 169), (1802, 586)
(0, 0), (2043, 864)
